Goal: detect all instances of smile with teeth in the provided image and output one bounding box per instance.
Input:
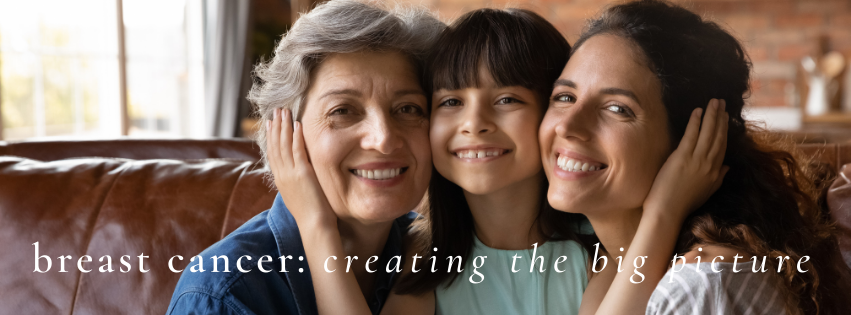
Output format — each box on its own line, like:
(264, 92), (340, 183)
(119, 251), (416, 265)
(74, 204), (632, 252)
(454, 149), (508, 159)
(351, 167), (406, 180)
(557, 155), (606, 172)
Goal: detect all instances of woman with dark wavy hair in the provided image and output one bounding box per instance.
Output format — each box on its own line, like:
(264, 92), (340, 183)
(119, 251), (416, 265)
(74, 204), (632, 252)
(540, 0), (851, 314)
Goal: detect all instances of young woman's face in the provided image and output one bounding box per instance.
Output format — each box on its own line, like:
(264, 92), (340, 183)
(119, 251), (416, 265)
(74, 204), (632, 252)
(540, 34), (671, 215)
(430, 67), (543, 195)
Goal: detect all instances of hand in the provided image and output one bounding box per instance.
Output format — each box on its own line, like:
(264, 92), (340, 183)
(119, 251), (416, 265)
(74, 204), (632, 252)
(643, 99), (730, 222)
(266, 108), (338, 229)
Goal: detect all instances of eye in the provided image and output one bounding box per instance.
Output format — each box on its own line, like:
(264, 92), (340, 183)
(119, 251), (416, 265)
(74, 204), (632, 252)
(605, 104), (635, 117)
(496, 97), (521, 105)
(397, 104), (425, 116)
(439, 98), (461, 107)
(330, 107), (350, 115)
(553, 94), (576, 103)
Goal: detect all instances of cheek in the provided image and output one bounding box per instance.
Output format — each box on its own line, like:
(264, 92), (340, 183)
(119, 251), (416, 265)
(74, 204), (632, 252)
(538, 113), (559, 158)
(606, 129), (667, 203)
(510, 115), (543, 166)
(429, 116), (454, 164)
(303, 126), (349, 186)
(410, 126), (432, 175)
(617, 122), (671, 179)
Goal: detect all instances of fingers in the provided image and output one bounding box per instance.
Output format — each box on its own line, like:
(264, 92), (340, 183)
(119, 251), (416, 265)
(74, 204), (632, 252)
(693, 99), (719, 158)
(678, 107), (703, 154)
(267, 108), (283, 170)
(708, 100), (728, 168)
(280, 109), (294, 167)
(292, 121), (312, 167)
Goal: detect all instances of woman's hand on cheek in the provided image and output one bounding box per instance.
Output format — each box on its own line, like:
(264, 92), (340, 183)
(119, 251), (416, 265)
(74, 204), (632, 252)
(594, 100), (729, 315)
(643, 99), (730, 223)
(266, 108), (338, 229)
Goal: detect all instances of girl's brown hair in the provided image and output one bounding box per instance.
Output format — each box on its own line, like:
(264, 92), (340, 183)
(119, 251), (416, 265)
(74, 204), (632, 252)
(573, 1), (851, 313)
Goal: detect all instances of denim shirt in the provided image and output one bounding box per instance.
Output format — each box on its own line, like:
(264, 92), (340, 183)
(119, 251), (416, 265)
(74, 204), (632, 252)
(166, 194), (415, 315)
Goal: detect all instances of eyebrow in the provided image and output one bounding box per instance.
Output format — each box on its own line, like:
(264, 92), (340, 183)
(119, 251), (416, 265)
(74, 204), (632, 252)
(394, 89), (426, 98)
(553, 79), (641, 107)
(319, 88), (426, 100)
(553, 79), (576, 89)
(319, 89), (361, 100)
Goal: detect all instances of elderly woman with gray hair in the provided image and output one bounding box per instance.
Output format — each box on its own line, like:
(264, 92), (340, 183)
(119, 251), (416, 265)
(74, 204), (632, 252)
(166, 1), (444, 314)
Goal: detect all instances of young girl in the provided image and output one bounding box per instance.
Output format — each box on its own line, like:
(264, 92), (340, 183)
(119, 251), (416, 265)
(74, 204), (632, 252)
(266, 6), (726, 315)
(394, 9), (592, 314)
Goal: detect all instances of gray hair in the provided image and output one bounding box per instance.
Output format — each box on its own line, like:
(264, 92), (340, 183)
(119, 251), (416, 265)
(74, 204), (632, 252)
(248, 0), (445, 170)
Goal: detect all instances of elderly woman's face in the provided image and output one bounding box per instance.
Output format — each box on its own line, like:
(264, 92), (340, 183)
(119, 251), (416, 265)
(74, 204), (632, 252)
(540, 35), (671, 216)
(300, 51), (431, 224)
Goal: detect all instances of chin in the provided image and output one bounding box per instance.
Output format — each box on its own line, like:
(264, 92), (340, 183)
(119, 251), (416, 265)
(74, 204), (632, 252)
(455, 181), (495, 195)
(352, 197), (420, 223)
(547, 186), (586, 214)
(445, 171), (502, 195)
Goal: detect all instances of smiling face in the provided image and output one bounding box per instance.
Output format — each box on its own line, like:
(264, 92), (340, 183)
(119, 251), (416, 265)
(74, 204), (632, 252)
(540, 34), (671, 215)
(300, 51), (431, 225)
(430, 66), (544, 195)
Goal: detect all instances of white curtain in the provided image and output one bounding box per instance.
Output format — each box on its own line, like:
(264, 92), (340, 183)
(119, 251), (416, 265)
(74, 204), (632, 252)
(204, 0), (251, 138)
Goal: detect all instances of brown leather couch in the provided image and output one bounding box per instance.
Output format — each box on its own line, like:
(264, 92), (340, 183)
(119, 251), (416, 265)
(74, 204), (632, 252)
(0, 139), (849, 314)
(0, 139), (275, 314)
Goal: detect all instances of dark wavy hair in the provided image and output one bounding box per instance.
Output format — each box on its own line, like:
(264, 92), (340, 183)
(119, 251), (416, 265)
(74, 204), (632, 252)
(394, 8), (595, 294)
(572, 1), (851, 314)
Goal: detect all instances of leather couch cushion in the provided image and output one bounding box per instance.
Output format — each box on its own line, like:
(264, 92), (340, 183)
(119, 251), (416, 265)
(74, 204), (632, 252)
(0, 156), (275, 314)
(0, 139), (262, 162)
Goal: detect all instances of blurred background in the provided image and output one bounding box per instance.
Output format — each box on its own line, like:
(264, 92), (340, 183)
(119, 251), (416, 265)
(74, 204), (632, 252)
(1, 0), (850, 142)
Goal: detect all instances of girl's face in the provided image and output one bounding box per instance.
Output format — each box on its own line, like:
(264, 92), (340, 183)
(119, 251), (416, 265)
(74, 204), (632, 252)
(430, 67), (544, 195)
(540, 34), (671, 215)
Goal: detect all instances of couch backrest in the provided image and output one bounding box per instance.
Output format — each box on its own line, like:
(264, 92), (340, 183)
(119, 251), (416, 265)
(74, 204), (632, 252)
(0, 139), (262, 162)
(797, 143), (851, 171)
(0, 157), (276, 314)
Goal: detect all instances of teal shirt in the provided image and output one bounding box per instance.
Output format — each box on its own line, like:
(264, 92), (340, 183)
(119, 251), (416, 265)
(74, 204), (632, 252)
(435, 236), (589, 315)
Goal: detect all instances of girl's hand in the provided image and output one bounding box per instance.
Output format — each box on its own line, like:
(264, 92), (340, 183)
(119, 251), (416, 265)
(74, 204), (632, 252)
(266, 108), (337, 229)
(643, 99), (730, 222)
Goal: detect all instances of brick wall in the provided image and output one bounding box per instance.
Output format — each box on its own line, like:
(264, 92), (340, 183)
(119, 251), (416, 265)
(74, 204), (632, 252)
(395, 0), (851, 108)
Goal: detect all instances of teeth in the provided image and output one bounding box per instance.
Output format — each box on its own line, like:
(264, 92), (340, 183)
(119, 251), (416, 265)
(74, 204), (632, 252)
(456, 149), (503, 159)
(556, 156), (604, 172)
(353, 168), (403, 180)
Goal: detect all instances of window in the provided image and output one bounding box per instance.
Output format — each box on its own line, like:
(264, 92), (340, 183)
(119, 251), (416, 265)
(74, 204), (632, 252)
(0, 0), (205, 141)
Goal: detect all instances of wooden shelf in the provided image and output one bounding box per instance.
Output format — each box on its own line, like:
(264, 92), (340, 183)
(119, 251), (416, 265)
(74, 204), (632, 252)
(802, 112), (851, 125)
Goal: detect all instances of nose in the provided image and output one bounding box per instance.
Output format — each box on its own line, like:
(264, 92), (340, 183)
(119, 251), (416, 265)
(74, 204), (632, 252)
(460, 100), (496, 135)
(361, 110), (404, 154)
(555, 103), (593, 142)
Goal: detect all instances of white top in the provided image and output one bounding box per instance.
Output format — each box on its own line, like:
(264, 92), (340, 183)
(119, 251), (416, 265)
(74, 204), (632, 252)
(646, 262), (788, 315)
(435, 236), (589, 315)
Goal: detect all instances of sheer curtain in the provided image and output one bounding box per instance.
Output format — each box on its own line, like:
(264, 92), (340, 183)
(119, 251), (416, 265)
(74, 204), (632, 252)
(204, 0), (251, 138)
